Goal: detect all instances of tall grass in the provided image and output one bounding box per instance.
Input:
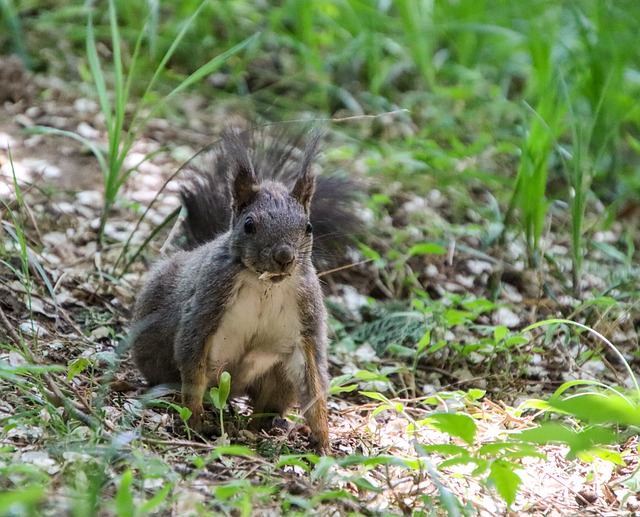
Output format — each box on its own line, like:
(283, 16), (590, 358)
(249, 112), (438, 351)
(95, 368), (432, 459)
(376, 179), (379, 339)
(34, 0), (257, 245)
(0, 0), (30, 67)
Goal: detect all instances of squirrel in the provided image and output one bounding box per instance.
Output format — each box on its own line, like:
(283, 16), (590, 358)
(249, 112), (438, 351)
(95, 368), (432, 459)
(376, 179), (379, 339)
(130, 125), (360, 454)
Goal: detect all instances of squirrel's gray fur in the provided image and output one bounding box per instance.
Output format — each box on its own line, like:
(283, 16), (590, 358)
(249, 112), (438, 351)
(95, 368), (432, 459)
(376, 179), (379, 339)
(178, 125), (361, 269)
(130, 126), (358, 454)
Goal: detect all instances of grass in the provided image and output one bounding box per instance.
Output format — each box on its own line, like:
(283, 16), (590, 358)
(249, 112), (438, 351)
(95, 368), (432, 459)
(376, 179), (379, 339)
(32, 0), (257, 247)
(1, 0), (640, 515)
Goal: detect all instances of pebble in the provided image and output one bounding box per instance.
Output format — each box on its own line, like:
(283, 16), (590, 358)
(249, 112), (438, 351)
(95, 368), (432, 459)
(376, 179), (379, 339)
(0, 132), (16, 150)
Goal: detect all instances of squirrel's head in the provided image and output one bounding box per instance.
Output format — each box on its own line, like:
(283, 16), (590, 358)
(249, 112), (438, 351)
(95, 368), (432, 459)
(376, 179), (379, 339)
(224, 129), (319, 283)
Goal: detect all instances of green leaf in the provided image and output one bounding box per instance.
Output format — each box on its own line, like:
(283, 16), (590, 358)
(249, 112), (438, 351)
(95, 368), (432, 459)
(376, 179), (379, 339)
(350, 476), (382, 493)
(466, 389), (486, 401)
(519, 398), (552, 411)
(461, 298), (497, 313)
(215, 480), (251, 499)
(504, 336), (529, 346)
(489, 459), (522, 507)
(386, 344), (417, 357)
(476, 442), (516, 456)
(330, 383), (358, 394)
(276, 456), (312, 474)
(208, 445), (256, 459)
(425, 340), (448, 354)
(550, 392), (640, 427)
(336, 455), (413, 470)
(407, 242), (446, 257)
(444, 309), (476, 326)
(114, 470), (135, 517)
(178, 407), (192, 423)
(421, 413), (477, 445)
(358, 243), (383, 263)
(416, 330), (431, 353)
(359, 391), (387, 403)
(439, 456), (480, 470)
(138, 484), (172, 515)
(581, 447), (625, 466)
(354, 370), (390, 382)
(493, 325), (508, 342)
(518, 422), (618, 458)
(217, 371), (231, 408)
(0, 486), (46, 514)
(67, 357), (91, 381)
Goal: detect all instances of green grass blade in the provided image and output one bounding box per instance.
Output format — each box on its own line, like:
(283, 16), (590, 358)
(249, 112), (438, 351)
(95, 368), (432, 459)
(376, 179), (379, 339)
(0, 0), (31, 67)
(134, 0), (210, 117)
(141, 32), (260, 126)
(85, 3), (112, 141)
(105, 0), (126, 201)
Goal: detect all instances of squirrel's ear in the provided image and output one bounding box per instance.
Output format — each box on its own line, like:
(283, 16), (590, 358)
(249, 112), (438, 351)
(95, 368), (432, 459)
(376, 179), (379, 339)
(223, 129), (258, 215)
(291, 130), (321, 212)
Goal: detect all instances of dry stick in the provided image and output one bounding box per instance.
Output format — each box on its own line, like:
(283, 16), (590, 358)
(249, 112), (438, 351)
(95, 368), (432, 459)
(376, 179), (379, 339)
(0, 304), (111, 434)
(272, 109), (411, 125)
(331, 109), (411, 123)
(317, 258), (373, 278)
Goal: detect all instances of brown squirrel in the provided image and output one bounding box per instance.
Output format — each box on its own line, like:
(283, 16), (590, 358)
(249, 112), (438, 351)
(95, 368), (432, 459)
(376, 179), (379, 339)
(130, 126), (360, 454)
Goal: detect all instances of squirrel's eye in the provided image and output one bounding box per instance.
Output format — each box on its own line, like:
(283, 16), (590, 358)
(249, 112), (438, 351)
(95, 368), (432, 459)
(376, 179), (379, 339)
(244, 217), (256, 234)
(306, 222), (313, 235)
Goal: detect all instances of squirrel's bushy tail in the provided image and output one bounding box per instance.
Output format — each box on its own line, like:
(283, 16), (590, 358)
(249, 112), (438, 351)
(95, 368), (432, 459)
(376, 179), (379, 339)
(178, 125), (362, 270)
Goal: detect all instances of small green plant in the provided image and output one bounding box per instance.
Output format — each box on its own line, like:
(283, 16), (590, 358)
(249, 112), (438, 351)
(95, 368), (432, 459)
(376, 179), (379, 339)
(210, 371), (232, 443)
(511, 318), (639, 470)
(503, 90), (566, 267)
(360, 387), (540, 510)
(111, 469), (173, 517)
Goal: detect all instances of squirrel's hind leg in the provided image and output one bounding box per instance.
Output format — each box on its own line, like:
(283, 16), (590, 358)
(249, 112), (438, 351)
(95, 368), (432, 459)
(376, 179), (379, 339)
(298, 337), (330, 455)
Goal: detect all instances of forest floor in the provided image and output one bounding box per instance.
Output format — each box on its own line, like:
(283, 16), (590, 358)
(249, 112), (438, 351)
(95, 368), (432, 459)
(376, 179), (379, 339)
(1, 59), (639, 516)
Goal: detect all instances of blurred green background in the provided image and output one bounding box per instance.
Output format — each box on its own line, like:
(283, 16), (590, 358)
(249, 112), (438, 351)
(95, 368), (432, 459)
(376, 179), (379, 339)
(2, 0), (640, 280)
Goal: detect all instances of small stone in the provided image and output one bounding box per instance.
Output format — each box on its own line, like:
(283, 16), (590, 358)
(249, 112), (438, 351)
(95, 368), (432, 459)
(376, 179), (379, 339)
(0, 132), (16, 150)
(467, 259), (493, 275)
(77, 121), (100, 140)
(90, 326), (111, 340)
(19, 321), (48, 338)
(76, 190), (102, 206)
(492, 307), (521, 328)
(73, 98), (98, 113)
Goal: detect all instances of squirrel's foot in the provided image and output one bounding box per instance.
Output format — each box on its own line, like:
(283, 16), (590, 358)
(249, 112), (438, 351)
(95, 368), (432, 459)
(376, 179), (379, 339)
(248, 415), (291, 437)
(297, 424), (331, 455)
(186, 404), (206, 433)
(314, 441), (331, 456)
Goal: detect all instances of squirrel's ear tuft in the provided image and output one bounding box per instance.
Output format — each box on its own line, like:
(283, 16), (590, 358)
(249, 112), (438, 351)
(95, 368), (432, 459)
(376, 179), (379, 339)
(223, 128), (258, 215)
(291, 130), (321, 212)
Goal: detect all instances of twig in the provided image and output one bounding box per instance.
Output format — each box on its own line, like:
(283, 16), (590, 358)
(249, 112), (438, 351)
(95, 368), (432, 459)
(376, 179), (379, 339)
(317, 258), (373, 278)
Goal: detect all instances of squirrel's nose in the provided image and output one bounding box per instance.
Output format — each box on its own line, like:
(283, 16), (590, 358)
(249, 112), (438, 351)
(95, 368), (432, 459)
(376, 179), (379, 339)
(273, 245), (295, 269)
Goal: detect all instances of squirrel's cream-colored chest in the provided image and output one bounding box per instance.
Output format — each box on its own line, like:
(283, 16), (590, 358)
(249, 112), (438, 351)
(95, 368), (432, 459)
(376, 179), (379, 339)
(204, 270), (303, 390)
